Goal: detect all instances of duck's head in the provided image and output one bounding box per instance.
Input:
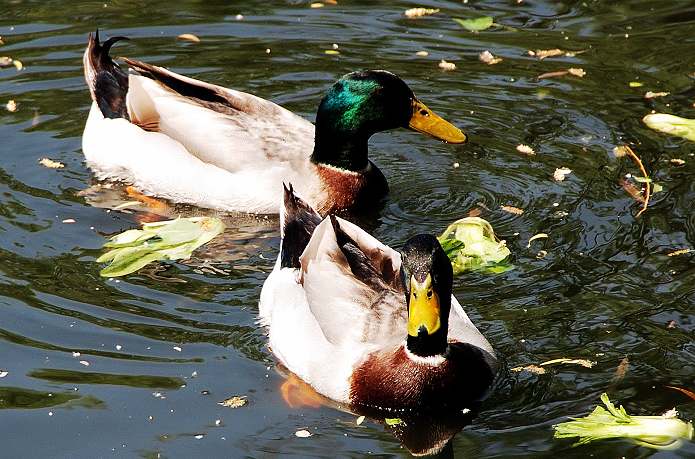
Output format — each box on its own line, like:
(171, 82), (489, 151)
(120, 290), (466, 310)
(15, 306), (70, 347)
(400, 234), (454, 358)
(312, 70), (467, 171)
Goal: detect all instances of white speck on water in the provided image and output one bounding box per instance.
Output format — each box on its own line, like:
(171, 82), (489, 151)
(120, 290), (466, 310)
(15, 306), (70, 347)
(72, 352), (80, 357)
(0, 370), (8, 378)
(48, 411), (53, 416)
(295, 429), (312, 438)
(215, 419), (221, 426)
(194, 434), (204, 440)
(115, 345), (122, 351)
(79, 360), (90, 366)
(173, 346), (182, 352)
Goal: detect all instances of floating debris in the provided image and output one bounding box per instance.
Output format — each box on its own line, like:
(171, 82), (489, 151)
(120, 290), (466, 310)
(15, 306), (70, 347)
(235, 14), (244, 20)
(0, 370), (8, 378)
(324, 50), (339, 55)
(665, 386), (695, 402)
(177, 34), (200, 43)
(617, 145), (651, 217)
(79, 360), (90, 366)
(643, 113), (695, 142)
(385, 418), (405, 426)
(295, 429), (312, 437)
(438, 60), (456, 71)
(438, 217), (512, 274)
(479, 50), (503, 65)
(645, 91), (669, 99)
(670, 158), (685, 166)
(62, 218), (76, 224)
(553, 167), (572, 181)
(194, 434), (204, 440)
(538, 67), (586, 79)
(453, 16), (494, 32)
(629, 81), (644, 87)
(0, 56), (12, 67)
(612, 356), (629, 383)
(415, 50), (429, 57)
(540, 358), (595, 368)
(501, 205), (524, 215)
(39, 158), (65, 169)
(528, 48), (564, 59)
(667, 249), (693, 257)
(97, 217), (225, 277)
(13, 60), (22, 71)
(218, 395), (247, 408)
(356, 415), (365, 425)
(404, 8), (439, 18)
(511, 365), (546, 375)
(516, 144), (535, 155)
(553, 393), (694, 449)
(173, 346), (182, 352)
(527, 233), (548, 248)
(6, 100), (17, 112)
(310, 2), (324, 8)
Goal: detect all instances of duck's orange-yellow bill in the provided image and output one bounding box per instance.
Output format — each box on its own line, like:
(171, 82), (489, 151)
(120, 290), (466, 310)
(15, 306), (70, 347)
(407, 273), (441, 336)
(408, 99), (467, 144)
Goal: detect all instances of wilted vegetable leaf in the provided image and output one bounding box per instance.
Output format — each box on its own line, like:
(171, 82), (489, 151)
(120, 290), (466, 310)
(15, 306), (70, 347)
(98, 217), (225, 277)
(438, 217), (512, 274)
(453, 16), (494, 32)
(553, 393), (694, 450)
(643, 113), (695, 141)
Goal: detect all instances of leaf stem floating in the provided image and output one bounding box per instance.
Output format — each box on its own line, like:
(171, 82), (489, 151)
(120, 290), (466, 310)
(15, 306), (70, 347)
(617, 145), (650, 217)
(553, 393), (694, 450)
(537, 68), (586, 80)
(526, 233), (548, 248)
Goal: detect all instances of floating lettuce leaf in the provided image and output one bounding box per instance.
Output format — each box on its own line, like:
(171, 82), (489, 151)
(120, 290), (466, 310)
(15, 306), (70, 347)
(554, 393), (694, 450)
(98, 217), (225, 277)
(643, 113), (695, 142)
(453, 16), (494, 32)
(438, 217), (512, 274)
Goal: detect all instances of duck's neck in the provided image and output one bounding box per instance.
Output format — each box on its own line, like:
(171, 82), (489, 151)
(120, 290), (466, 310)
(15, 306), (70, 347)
(407, 327), (449, 358)
(311, 120), (370, 172)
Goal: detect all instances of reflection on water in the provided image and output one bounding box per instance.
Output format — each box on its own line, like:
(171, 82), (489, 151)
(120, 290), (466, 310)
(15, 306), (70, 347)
(1, 0), (695, 457)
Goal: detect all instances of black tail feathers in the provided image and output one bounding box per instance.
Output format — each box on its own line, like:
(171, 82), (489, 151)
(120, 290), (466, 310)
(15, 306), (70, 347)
(280, 183), (322, 269)
(84, 29), (130, 119)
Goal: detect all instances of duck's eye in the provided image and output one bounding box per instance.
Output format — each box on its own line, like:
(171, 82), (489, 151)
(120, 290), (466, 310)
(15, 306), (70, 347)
(427, 289), (433, 299)
(413, 292), (418, 299)
(420, 109), (429, 116)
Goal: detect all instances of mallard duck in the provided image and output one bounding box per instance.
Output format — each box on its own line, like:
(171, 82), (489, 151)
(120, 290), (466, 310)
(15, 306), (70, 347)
(259, 184), (497, 412)
(82, 31), (467, 215)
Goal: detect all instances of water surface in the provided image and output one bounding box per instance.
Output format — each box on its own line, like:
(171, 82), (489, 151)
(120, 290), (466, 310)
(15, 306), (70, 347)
(1, 1), (694, 457)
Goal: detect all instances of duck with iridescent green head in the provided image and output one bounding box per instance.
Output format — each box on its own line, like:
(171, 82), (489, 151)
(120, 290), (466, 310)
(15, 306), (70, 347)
(82, 31), (467, 214)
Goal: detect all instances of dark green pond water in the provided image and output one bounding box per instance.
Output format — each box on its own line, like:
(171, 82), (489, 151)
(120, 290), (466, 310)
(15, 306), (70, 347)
(1, 1), (694, 457)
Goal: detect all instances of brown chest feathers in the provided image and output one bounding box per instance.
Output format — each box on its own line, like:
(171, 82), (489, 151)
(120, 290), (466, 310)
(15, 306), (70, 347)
(315, 162), (388, 215)
(349, 344), (494, 413)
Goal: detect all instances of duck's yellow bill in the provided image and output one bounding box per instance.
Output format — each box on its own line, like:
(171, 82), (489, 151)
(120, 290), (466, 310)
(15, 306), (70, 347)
(407, 273), (441, 336)
(408, 99), (467, 144)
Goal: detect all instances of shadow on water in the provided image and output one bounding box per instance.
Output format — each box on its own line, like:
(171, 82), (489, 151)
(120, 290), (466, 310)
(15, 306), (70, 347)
(1, 0), (695, 457)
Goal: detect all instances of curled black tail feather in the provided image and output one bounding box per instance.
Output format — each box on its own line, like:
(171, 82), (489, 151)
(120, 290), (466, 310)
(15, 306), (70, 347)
(84, 29), (130, 120)
(280, 183), (322, 269)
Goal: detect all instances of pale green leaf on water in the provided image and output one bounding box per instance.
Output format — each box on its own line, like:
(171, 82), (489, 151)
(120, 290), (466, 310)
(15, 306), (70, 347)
(453, 16), (494, 32)
(652, 183), (663, 193)
(634, 176), (652, 183)
(643, 113), (695, 142)
(98, 217), (225, 277)
(629, 81), (644, 87)
(553, 393), (694, 450)
(438, 217), (512, 274)
(385, 417), (405, 426)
